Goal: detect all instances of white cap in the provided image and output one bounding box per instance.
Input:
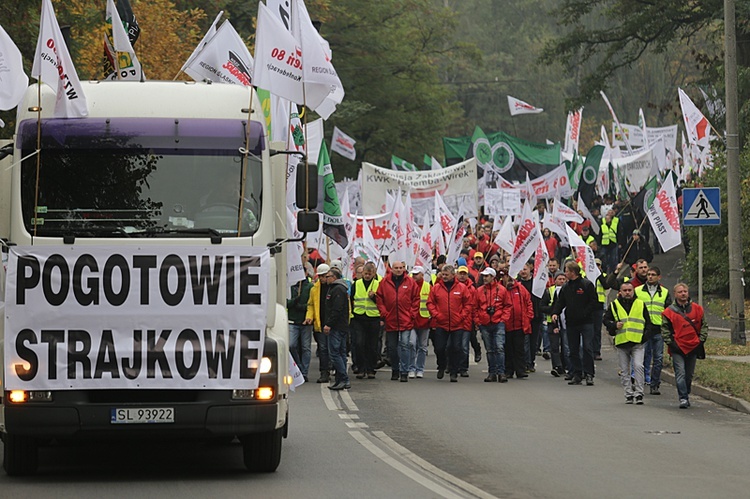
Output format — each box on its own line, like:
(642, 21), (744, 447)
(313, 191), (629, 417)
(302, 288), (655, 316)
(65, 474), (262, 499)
(330, 260), (344, 272)
(411, 266), (424, 274)
(316, 263), (331, 275)
(480, 267), (496, 277)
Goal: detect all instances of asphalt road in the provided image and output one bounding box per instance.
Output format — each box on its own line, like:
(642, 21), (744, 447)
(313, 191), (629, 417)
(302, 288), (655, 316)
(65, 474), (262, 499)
(3, 342), (750, 498)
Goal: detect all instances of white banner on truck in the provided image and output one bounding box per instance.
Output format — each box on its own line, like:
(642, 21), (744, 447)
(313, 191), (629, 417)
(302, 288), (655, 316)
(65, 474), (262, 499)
(4, 246), (270, 391)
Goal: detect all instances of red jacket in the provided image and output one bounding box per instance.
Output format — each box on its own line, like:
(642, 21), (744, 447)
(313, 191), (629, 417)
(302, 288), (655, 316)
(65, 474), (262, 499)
(457, 278), (476, 330)
(376, 273), (420, 332)
(504, 280), (534, 333)
(427, 279), (471, 331)
(662, 301), (704, 355)
(474, 281), (512, 326)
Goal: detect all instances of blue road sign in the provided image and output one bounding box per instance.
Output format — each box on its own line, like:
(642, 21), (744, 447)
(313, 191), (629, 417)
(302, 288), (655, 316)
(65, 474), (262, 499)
(682, 187), (721, 226)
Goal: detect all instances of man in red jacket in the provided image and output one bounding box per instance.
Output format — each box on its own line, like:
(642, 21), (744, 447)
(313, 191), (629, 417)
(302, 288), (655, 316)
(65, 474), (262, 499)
(427, 264), (472, 382)
(475, 268), (512, 382)
(410, 267), (432, 378)
(376, 260), (421, 382)
(498, 264), (534, 379)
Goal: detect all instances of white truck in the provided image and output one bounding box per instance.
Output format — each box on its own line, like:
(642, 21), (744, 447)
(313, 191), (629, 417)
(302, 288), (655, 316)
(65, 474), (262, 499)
(0, 81), (314, 475)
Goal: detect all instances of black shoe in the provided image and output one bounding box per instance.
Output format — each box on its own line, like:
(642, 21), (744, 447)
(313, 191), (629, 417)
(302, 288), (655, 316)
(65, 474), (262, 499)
(542, 352), (551, 360)
(391, 372), (399, 381)
(450, 373), (458, 382)
(352, 366), (360, 374)
(626, 396), (634, 404)
(367, 372), (376, 379)
(356, 373), (366, 379)
(550, 369), (560, 378)
(328, 381), (346, 390)
(585, 375), (594, 386)
(635, 395), (644, 405)
(526, 367), (536, 373)
(595, 354), (603, 361)
(516, 372), (528, 379)
(555, 367), (566, 377)
(568, 376), (582, 385)
(564, 373), (573, 381)
(474, 352), (482, 363)
(650, 384), (661, 395)
(316, 372), (330, 384)
(485, 374), (498, 382)
(375, 360), (386, 370)
(344, 382), (351, 389)
(460, 371), (469, 378)
(400, 374), (408, 382)
(499, 374), (509, 383)
(437, 369), (445, 379)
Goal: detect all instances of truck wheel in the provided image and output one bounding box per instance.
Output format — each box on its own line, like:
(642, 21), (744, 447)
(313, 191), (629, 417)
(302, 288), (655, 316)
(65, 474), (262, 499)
(3, 433), (39, 476)
(242, 428), (283, 472)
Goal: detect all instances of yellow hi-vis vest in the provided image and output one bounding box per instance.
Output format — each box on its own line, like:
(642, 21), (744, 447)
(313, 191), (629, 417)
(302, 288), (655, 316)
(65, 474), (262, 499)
(352, 277), (380, 317)
(596, 274), (607, 304)
(634, 285), (667, 326)
(419, 280), (431, 318)
(610, 299), (646, 346)
(545, 285), (556, 323)
(601, 217), (619, 246)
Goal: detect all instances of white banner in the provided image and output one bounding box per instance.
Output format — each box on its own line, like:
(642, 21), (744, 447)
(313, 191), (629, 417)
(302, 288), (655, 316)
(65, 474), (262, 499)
(484, 188), (522, 217)
(646, 175), (682, 252)
(563, 108), (583, 154)
(361, 158), (478, 219)
(4, 246), (270, 391)
(184, 20), (253, 86)
(496, 165), (573, 199)
(331, 126), (356, 160)
(507, 95), (543, 116)
(612, 146), (657, 193)
(0, 25), (29, 110)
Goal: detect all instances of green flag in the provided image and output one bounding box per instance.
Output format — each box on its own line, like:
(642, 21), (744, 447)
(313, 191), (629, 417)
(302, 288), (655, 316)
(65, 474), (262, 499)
(317, 141), (348, 249)
(391, 155), (418, 171)
(578, 145), (604, 206)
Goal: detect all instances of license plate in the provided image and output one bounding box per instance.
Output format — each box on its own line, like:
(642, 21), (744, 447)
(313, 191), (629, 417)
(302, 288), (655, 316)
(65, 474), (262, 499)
(111, 407), (174, 424)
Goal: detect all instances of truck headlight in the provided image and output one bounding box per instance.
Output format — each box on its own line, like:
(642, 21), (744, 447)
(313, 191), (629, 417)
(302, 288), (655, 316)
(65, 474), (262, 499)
(260, 357), (273, 374)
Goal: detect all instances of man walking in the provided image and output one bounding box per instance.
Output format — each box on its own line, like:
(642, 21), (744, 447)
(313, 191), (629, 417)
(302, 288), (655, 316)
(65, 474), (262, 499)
(635, 266), (672, 395)
(498, 264), (534, 379)
(662, 283), (707, 408)
(324, 267), (352, 390)
(350, 262), (381, 379)
(288, 275), (313, 382)
(305, 263), (332, 384)
(475, 268), (511, 382)
(410, 266), (432, 378)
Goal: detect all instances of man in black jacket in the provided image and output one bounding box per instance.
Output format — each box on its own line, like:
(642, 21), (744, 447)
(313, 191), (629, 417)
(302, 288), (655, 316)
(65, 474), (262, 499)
(324, 268), (351, 390)
(551, 261), (599, 386)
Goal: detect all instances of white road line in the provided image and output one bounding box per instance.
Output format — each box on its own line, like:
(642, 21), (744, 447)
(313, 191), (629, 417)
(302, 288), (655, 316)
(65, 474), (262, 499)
(340, 389), (359, 412)
(320, 383), (340, 411)
(345, 422), (369, 428)
(349, 430), (466, 499)
(373, 431), (499, 499)
(338, 414), (360, 420)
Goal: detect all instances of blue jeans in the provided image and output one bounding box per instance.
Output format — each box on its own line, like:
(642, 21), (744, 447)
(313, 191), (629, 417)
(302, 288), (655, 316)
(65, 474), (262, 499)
(671, 349), (697, 401)
(386, 330), (413, 375)
(644, 333), (664, 385)
(410, 328), (430, 374)
(328, 329), (350, 384)
(566, 322), (595, 377)
(540, 322), (550, 353)
(289, 323), (312, 377)
(460, 329), (471, 372)
(480, 323), (506, 375)
(447, 330), (467, 375)
(313, 331), (330, 373)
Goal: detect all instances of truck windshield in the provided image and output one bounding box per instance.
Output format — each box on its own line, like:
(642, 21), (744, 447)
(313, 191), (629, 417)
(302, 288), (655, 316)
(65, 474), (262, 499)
(18, 117), (264, 237)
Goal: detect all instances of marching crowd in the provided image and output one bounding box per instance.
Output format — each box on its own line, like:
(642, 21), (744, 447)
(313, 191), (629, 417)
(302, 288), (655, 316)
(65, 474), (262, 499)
(288, 194), (707, 408)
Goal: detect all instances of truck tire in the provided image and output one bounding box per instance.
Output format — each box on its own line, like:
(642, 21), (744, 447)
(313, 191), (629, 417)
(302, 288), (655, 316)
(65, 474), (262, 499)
(242, 428), (283, 472)
(3, 433), (39, 476)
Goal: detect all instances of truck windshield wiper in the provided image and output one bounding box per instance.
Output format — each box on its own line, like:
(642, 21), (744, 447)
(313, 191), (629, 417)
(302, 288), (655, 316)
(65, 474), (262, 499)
(133, 226), (224, 243)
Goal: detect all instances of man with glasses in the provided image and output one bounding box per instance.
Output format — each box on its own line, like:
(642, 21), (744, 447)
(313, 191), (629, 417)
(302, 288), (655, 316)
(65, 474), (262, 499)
(635, 266), (672, 395)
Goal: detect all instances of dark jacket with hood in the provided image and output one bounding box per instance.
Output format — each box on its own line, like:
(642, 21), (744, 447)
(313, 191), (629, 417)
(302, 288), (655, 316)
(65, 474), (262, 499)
(325, 278), (350, 333)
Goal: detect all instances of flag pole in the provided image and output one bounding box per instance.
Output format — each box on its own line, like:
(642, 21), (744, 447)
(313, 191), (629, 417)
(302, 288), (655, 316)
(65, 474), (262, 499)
(237, 85), (257, 236)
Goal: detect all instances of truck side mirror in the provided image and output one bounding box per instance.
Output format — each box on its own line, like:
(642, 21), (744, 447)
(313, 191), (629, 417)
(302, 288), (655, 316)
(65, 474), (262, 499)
(297, 211), (319, 233)
(296, 163), (318, 210)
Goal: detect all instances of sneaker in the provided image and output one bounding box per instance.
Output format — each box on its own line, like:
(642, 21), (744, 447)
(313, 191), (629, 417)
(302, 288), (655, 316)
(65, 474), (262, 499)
(564, 373), (573, 381)
(400, 374), (408, 382)
(460, 371), (469, 378)
(344, 382), (351, 390)
(585, 375), (594, 386)
(416, 371), (424, 378)
(555, 367), (566, 377)
(391, 372), (399, 381)
(526, 367), (536, 373)
(542, 352), (551, 360)
(474, 352), (482, 363)
(679, 399), (689, 409)
(516, 372), (529, 379)
(626, 396), (634, 404)
(408, 371), (416, 379)
(437, 369), (445, 380)
(355, 373), (366, 379)
(328, 381), (347, 390)
(550, 369), (560, 378)
(635, 395), (644, 405)
(450, 373), (458, 382)
(568, 375), (582, 385)
(499, 374), (509, 383)
(650, 384), (661, 395)
(367, 372), (376, 379)
(484, 374), (498, 382)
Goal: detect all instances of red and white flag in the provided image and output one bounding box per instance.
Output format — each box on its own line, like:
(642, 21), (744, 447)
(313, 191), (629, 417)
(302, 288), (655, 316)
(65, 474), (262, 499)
(184, 20), (253, 86)
(105, 0), (144, 81)
(509, 201), (540, 278)
(414, 214), (434, 269)
(494, 215), (516, 255)
(646, 175), (681, 251)
(0, 25), (28, 111)
(31, 0), (88, 118)
(678, 88), (711, 146)
(181, 10), (223, 74)
(577, 193), (600, 235)
(531, 228), (550, 298)
(331, 126), (356, 160)
(563, 108), (583, 154)
(508, 95), (543, 116)
(434, 190), (457, 239)
(566, 225), (600, 283)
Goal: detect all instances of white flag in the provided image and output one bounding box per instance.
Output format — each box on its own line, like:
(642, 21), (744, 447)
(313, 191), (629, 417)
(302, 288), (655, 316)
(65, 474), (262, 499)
(286, 207), (307, 285)
(253, 2), (304, 104)
(184, 20), (253, 86)
(563, 108), (583, 154)
(181, 10), (223, 74)
(31, 0), (88, 118)
(430, 218), (446, 257)
(600, 91), (632, 153)
(288, 353), (305, 391)
(331, 126), (356, 160)
(508, 95), (543, 116)
(646, 175), (682, 252)
(566, 225), (600, 283)
(509, 201), (540, 278)
(430, 156), (442, 170)
(494, 215), (516, 255)
(0, 25), (29, 111)
(678, 88), (711, 147)
(414, 213), (434, 269)
(531, 227), (549, 298)
(577, 193), (600, 235)
(105, 0), (144, 81)
(552, 198), (583, 223)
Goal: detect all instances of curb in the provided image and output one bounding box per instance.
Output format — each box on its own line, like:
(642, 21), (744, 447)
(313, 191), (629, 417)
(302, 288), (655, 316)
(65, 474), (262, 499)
(661, 370), (750, 415)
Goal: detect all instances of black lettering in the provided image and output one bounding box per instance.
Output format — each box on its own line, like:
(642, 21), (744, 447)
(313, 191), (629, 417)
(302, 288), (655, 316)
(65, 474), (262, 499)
(94, 330), (120, 379)
(15, 329), (38, 381)
(240, 256), (261, 305)
(121, 330), (143, 380)
(73, 254), (99, 305)
(132, 255), (157, 305)
(16, 255), (40, 305)
(175, 329), (201, 380)
(103, 254), (130, 306)
(146, 329), (173, 378)
(67, 329), (92, 379)
(42, 254), (69, 306)
(239, 329), (261, 379)
(189, 256), (223, 305)
(159, 255), (186, 306)
(226, 256), (235, 305)
(204, 329), (236, 379)
(41, 329), (64, 379)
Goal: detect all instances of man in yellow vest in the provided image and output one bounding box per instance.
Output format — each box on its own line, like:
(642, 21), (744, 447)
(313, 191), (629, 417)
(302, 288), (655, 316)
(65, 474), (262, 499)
(603, 281), (653, 404)
(410, 266), (432, 378)
(600, 210), (619, 273)
(634, 266), (672, 395)
(350, 261), (381, 379)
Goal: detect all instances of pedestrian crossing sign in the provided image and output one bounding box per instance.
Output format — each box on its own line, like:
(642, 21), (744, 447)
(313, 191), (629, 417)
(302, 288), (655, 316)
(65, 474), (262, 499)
(682, 187), (720, 226)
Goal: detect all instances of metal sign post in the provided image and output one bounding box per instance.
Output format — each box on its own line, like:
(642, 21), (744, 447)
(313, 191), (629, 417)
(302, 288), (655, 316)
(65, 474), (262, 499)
(682, 187), (721, 308)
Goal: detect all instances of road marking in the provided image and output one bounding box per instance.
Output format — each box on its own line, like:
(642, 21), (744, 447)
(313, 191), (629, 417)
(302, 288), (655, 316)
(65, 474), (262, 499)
(340, 389), (359, 411)
(349, 430), (467, 499)
(373, 431), (499, 499)
(320, 384), (340, 411)
(338, 414), (360, 420)
(345, 422), (369, 428)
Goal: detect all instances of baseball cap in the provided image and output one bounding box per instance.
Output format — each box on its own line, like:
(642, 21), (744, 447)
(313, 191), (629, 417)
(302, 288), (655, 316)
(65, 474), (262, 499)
(411, 266), (424, 274)
(632, 229), (641, 235)
(480, 267), (496, 277)
(595, 258), (602, 265)
(457, 265), (469, 274)
(474, 252), (484, 259)
(316, 263), (331, 275)
(330, 260), (344, 271)
(457, 257), (467, 267)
